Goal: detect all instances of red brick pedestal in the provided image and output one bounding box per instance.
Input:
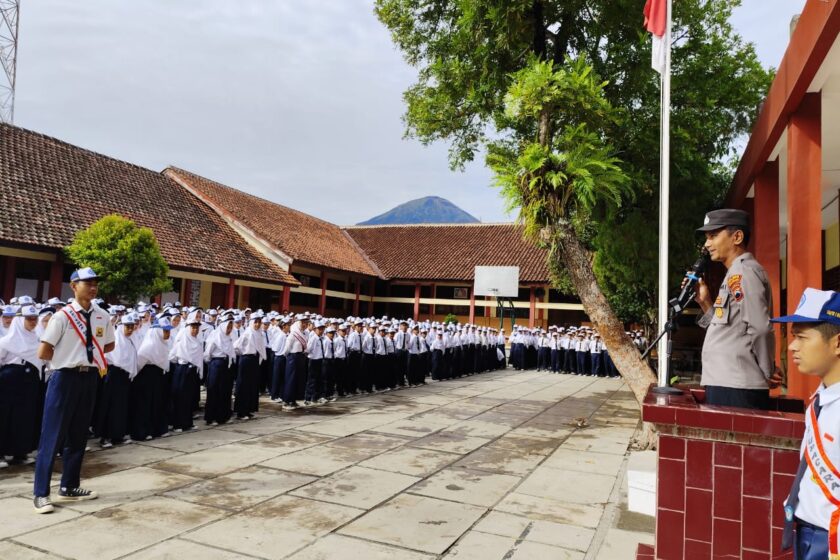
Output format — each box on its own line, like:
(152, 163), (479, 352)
(636, 386), (806, 560)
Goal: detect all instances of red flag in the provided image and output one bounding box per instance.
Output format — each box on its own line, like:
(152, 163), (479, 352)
(644, 0), (667, 37)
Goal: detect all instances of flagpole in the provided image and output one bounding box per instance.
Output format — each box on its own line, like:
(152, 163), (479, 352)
(656, 0), (673, 388)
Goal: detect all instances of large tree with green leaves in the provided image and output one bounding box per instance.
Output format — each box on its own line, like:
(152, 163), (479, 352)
(375, 0), (771, 408)
(65, 214), (172, 303)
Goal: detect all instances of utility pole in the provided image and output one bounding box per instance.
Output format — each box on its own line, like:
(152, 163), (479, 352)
(0, 0), (19, 124)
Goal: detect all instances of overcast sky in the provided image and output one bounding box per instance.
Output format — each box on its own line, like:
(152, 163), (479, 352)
(14, 0), (805, 225)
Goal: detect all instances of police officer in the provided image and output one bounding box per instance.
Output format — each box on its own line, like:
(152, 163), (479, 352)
(33, 267), (116, 513)
(693, 209), (780, 409)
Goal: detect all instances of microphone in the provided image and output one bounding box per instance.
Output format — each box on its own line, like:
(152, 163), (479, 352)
(670, 248), (710, 315)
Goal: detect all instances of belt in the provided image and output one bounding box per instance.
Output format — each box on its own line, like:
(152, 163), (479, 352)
(795, 518), (826, 533)
(65, 366), (98, 373)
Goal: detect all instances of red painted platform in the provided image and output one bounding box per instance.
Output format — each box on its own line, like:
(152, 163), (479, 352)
(638, 385), (806, 560)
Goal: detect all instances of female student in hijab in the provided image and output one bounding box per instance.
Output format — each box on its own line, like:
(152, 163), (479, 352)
(169, 311), (203, 432)
(97, 314), (138, 448)
(131, 318), (174, 441)
(34, 307), (54, 449)
(203, 317), (235, 425)
(0, 305), (42, 467)
(233, 314), (266, 420)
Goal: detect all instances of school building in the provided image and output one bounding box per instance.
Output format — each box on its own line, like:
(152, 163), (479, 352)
(728, 0), (840, 399)
(0, 123), (586, 329)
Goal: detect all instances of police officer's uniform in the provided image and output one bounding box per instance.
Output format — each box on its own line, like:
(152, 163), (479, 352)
(696, 209), (775, 409)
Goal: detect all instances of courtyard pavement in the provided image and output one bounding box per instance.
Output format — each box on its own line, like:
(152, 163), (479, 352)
(0, 370), (652, 559)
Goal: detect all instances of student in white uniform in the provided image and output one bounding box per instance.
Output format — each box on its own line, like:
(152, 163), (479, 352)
(170, 310), (204, 433)
(204, 318), (236, 425)
(233, 314), (266, 419)
(133, 318), (174, 440)
(97, 314), (138, 448)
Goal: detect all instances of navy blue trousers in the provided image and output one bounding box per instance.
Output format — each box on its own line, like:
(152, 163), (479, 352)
(283, 352), (305, 404)
(205, 358), (233, 424)
(235, 354), (260, 417)
(0, 363), (40, 458)
(305, 358), (323, 401)
(171, 363), (197, 430)
(96, 365), (130, 443)
(34, 368), (98, 497)
(270, 354), (286, 400)
(795, 524), (828, 560)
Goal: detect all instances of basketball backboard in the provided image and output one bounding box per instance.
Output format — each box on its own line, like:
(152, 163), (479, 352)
(474, 266), (519, 297)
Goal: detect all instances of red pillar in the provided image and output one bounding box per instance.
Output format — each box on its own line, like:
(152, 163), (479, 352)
(413, 283), (420, 321)
(240, 286), (251, 309)
(786, 92), (822, 399)
(226, 278), (236, 309)
(740, 198), (756, 255)
(319, 271), (327, 316)
(430, 283), (436, 317)
(2, 256), (15, 302)
(468, 287), (475, 324)
(528, 286), (536, 328)
(281, 285), (291, 312)
(181, 279), (191, 306)
(369, 280), (376, 317)
(48, 256), (63, 298)
(754, 160), (782, 386)
(353, 280), (360, 316)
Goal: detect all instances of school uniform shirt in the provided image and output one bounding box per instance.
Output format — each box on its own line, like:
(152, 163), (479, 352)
(40, 301), (115, 371)
(0, 316), (42, 369)
(374, 334), (386, 356)
(418, 337), (429, 353)
(284, 322), (308, 355)
(431, 338), (445, 351)
(137, 327), (172, 371)
(171, 330), (205, 377)
(235, 326), (268, 363)
(334, 334), (347, 359)
(204, 321), (236, 366)
(394, 330), (408, 351)
(794, 382), (840, 532)
(590, 340), (603, 354)
(697, 252), (774, 390)
(306, 333), (324, 360)
(385, 337), (395, 354)
(271, 331), (288, 356)
(560, 336), (571, 350)
(107, 327), (138, 379)
(408, 334), (421, 355)
(347, 331), (362, 352)
(362, 332), (376, 354)
(323, 337), (335, 359)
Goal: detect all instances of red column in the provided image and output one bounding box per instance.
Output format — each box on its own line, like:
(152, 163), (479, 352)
(369, 280), (376, 316)
(753, 160), (782, 384)
(181, 279), (191, 306)
(786, 92), (822, 399)
(740, 198), (756, 255)
(353, 280), (360, 316)
(282, 285), (291, 312)
(413, 283), (420, 321)
(468, 287), (475, 324)
(528, 286), (536, 328)
(430, 283), (436, 317)
(2, 256), (15, 302)
(319, 271), (327, 315)
(48, 256), (63, 298)
(240, 286), (251, 309)
(226, 278), (236, 309)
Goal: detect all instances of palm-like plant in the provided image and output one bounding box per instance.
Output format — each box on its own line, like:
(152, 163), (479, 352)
(489, 56), (657, 415)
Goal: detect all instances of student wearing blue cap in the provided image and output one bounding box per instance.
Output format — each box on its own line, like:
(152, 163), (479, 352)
(33, 267), (115, 513)
(774, 288), (840, 559)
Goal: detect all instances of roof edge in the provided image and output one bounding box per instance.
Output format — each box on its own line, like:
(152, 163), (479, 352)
(339, 229), (388, 280)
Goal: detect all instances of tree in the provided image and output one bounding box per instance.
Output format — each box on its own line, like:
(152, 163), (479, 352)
(65, 214), (172, 302)
(375, 0), (771, 408)
(488, 56), (656, 407)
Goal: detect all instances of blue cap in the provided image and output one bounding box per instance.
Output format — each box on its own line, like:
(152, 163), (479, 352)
(70, 267), (100, 282)
(772, 288), (840, 326)
(154, 317), (174, 331)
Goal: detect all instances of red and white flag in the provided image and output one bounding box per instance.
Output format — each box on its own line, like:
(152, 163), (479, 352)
(644, 0), (667, 74)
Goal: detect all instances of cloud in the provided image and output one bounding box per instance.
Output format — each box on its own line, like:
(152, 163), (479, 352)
(13, 0), (799, 225)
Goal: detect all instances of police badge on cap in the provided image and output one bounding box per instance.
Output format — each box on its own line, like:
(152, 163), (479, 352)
(696, 209), (750, 233)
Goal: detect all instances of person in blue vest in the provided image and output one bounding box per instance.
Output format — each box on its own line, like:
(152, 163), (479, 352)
(774, 288), (840, 559)
(33, 268), (116, 513)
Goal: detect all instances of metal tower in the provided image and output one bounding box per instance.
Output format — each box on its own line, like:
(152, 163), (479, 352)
(0, 0), (19, 123)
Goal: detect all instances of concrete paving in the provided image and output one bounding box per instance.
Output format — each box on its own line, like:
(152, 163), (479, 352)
(0, 370), (653, 559)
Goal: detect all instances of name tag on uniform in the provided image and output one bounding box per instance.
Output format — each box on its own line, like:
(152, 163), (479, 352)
(95, 326), (104, 337)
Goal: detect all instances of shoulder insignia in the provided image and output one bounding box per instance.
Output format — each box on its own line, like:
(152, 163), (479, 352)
(728, 275), (744, 302)
(727, 274), (742, 289)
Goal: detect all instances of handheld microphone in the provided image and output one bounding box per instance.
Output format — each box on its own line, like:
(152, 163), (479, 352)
(670, 248), (710, 315)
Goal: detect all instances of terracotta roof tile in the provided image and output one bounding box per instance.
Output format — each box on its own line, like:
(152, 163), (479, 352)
(0, 124), (297, 286)
(344, 224), (550, 282)
(166, 167), (378, 277)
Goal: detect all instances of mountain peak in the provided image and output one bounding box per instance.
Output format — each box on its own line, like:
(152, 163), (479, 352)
(357, 196), (479, 225)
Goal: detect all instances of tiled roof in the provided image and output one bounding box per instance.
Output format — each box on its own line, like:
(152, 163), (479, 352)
(343, 224), (550, 282)
(0, 124), (297, 286)
(166, 167), (379, 277)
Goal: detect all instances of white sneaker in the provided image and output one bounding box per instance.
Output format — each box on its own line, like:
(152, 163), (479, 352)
(173, 428), (183, 433)
(144, 435), (153, 441)
(100, 440), (113, 449)
(317, 398), (328, 404)
(161, 431), (171, 438)
(122, 438), (133, 445)
(0, 460), (8, 469)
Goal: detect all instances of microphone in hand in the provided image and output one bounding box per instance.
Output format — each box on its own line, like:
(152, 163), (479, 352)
(672, 249), (710, 315)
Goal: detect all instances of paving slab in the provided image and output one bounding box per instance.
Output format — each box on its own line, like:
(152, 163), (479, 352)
(164, 465), (316, 511)
(494, 492), (604, 528)
(184, 495), (362, 559)
(139, 428), (251, 453)
(151, 442), (280, 479)
(258, 441), (381, 476)
(359, 446), (461, 477)
(516, 465), (616, 505)
(408, 467), (521, 507)
(473, 510), (596, 551)
(290, 466), (419, 509)
(0, 541), (61, 559)
(339, 493), (486, 554)
(13, 496), (223, 560)
(408, 432), (492, 456)
(442, 530), (517, 559)
(288, 534), (435, 560)
(122, 539), (255, 559)
(0, 496), (83, 539)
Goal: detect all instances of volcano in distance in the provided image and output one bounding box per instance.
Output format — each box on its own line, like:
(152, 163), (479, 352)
(357, 196), (479, 225)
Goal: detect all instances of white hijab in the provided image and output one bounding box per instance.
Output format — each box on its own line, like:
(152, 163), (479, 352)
(170, 323), (205, 377)
(0, 316), (42, 369)
(107, 325), (138, 379)
(234, 319), (267, 363)
(205, 319), (236, 366)
(36, 311), (53, 339)
(137, 326), (172, 373)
